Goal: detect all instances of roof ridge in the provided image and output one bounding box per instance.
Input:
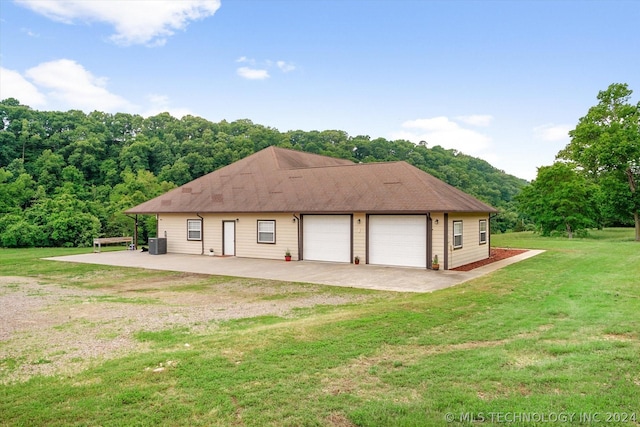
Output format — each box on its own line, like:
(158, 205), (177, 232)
(266, 145), (282, 169)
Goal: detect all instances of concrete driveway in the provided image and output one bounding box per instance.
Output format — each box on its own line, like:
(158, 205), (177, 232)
(46, 250), (544, 293)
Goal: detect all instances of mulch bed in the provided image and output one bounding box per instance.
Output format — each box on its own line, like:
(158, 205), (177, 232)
(450, 248), (528, 271)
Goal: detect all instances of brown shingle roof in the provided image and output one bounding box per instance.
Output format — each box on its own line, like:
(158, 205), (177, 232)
(125, 146), (497, 214)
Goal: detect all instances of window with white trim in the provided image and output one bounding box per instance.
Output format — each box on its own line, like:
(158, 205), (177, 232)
(453, 220), (463, 249)
(479, 219), (487, 244)
(257, 220), (276, 244)
(187, 219), (202, 241)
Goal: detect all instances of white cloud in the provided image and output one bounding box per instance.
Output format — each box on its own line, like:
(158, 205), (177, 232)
(15, 0), (221, 46)
(277, 61), (296, 73)
(236, 56), (254, 64)
(0, 67), (47, 106)
(456, 114), (493, 127)
(21, 27), (40, 37)
(236, 57), (295, 79)
(2, 60), (194, 118)
(533, 123), (572, 142)
(390, 116), (491, 154)
(24, 59), (135, 112)
(237, 67), (270, 80)
(143, 94), (193, 118)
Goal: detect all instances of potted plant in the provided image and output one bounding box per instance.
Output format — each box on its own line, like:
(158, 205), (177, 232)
(432, 255), (440, 271)
(208, 248), (214, 256)
(354, 256), (360, 265)
(285, 249), (292, 262)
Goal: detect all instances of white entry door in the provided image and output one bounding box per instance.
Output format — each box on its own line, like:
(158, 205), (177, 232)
(369, 215), (427, 268)
(223, 221), (235, 255)
(303, 215), (351, 263)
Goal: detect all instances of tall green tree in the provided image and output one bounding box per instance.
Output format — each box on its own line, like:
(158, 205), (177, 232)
(516, 162), (598, 238)
(558, 83), (640, 240)
(1, 97), (528, 247)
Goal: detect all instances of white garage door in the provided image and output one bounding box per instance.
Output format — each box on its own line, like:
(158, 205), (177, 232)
(369, 215), (427, 268)
(303, 215), (351, 263)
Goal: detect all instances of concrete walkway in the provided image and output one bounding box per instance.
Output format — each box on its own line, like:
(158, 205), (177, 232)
(46, 250), (544, 293)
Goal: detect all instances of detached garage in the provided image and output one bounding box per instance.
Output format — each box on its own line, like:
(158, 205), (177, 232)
(368, 215), (428, 268)
(302, 215), (351, 263)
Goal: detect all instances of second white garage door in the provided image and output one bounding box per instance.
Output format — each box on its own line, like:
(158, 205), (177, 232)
(369, 215), (427, 268)
(303, 215), (351, 263)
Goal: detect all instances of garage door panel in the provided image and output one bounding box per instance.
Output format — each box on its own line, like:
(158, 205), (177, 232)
(303, 215), (351, 263)
(369, 215), (427, 268)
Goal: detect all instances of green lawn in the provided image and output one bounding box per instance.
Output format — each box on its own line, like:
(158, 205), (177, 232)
(1, 230), (639, 426)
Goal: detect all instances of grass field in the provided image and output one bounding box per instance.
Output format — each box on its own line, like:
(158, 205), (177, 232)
(1, 230), (639, 426)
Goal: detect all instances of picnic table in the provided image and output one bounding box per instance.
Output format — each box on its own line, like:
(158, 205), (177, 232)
(93, 237), (133, 252)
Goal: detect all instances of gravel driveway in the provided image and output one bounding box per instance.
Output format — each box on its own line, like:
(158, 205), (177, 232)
(0, 274), (371, 384)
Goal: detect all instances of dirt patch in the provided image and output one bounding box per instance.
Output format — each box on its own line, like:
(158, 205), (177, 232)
(451, 248), (528, 271)
(0, 275), (371, 383)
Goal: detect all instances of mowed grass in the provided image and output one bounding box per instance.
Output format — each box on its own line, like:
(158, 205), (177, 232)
(1, 230), (639, 426)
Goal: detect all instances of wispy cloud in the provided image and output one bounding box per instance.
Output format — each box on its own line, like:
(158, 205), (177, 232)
(236, 57), (296, 80)
(2, 60), (195, 117)
(390, 116), (492, 154)
(237, 67), (270, 80)
(276, 61), (296, 73)
(143, 94), (193, 118)
(15, 0), (221, 46)
(534, 123), (572, 142)
(24, 59), (136, 112)
(20, 27), (40, 37)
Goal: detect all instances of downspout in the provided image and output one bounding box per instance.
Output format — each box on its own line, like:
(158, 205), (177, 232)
(443, 213), (449, 270)
(125, 214), (138, 249)
(196, 213), (204, 255)
(293, 214), (300, 261)
(426, 213), (432, 269)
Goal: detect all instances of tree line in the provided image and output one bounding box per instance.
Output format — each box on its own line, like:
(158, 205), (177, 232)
(517, 83), (640, 240)
(0, 98), (527, 247)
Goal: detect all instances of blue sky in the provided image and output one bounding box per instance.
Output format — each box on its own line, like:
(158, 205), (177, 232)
(1, 0), (639, 180)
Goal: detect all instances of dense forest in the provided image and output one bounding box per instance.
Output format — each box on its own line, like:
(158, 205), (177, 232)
(0, 98), (527, 247)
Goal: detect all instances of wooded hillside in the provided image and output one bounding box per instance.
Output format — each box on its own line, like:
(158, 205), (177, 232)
(0, 99), (526, 247)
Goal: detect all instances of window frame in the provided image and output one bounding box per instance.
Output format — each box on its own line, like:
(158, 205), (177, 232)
(187, 219), (202, 241)
(453, 220), (463, 249)
(257, 220), (276, 244)
(479, 219), (487, 245)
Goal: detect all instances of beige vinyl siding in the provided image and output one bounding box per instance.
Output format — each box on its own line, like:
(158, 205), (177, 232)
(158, 213), (299, 260)
(158, 213), (204, 255)
(447, 213), (490, 269)
(353, 213), (366, 263)
(156, 211), (491, 268)
(430, 213), (445, 266)
(234, 213), (299, 260)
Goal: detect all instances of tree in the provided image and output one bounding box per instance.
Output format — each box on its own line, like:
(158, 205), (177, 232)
(0, 100), (529, 247)
(558, 83), (640, 240)
(516, 162), (598, 238)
